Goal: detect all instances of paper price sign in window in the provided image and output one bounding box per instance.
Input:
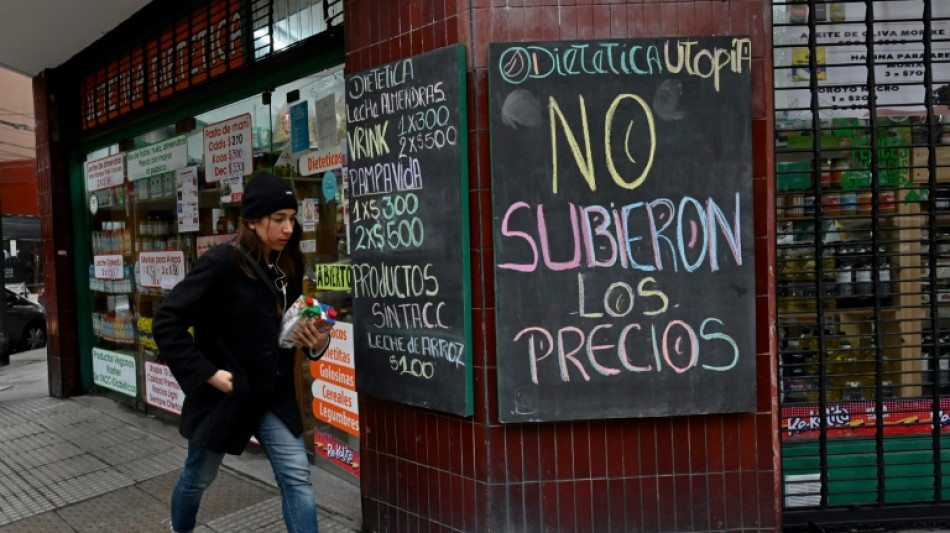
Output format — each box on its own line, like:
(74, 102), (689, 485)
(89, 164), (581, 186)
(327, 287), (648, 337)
(139, 251), (185, 289)
(85, 153), (125, 192)
(93, 255), (125, 280)
(204, 113), (253, 183)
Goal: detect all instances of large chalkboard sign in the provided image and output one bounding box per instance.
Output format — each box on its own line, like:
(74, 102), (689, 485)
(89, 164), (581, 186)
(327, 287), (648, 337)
(490, 37), (756, 422)
(346, 45), (473, 416)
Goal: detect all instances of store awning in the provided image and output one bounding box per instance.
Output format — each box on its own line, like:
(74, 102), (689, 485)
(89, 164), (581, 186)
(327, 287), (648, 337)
(0, 0), (151, 77)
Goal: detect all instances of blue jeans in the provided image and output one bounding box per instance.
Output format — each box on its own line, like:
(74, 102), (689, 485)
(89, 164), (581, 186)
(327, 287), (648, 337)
(170, 410), (319, 533)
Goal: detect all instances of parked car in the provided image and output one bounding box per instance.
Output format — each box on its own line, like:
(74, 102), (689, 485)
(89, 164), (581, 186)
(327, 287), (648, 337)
(5, 282), (41, 304)
(3, 288), (47, 353)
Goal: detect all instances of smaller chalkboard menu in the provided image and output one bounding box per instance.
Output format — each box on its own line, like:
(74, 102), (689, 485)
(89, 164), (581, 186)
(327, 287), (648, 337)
(346, 45), (473, 416)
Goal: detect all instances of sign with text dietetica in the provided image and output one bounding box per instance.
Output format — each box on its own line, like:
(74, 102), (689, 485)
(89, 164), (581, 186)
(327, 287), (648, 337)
(489, 37), (756, 422)
(346, 45), (473, 416)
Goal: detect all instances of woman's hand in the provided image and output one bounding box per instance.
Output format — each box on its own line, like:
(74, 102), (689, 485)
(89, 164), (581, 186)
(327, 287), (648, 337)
(290, 318), (333, 352)
(207, 370), (234, 394)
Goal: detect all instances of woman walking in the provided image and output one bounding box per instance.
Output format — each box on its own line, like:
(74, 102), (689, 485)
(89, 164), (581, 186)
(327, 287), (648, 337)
(155, 170), (332, 533)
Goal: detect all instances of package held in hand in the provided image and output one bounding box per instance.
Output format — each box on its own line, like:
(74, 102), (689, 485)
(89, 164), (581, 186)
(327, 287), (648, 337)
(279, 295), (337, 348)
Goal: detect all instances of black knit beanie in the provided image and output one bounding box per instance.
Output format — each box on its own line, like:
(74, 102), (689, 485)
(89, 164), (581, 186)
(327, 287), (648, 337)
(241, 171), (298, 220)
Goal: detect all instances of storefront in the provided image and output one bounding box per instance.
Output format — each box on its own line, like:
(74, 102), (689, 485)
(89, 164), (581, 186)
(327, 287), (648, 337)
(36, 0), (360, 481)
(774, 0), (950, 527)
(34, 0), (950, 530)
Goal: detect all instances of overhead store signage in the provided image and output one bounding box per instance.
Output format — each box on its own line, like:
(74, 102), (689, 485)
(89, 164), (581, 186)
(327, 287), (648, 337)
(85, 153), (125, 192)
(79, 0), (246, 130)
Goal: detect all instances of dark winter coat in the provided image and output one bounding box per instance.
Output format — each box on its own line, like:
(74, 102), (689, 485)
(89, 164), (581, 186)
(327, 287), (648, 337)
(153, 243), (305, 455)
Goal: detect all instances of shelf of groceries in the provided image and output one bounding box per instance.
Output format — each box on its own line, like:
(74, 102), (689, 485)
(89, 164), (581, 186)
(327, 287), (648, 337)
(776, 121), (950, 406)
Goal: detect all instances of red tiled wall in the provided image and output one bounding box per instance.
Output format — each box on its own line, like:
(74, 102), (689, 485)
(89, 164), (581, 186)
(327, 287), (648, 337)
(348, 1), (778, 531)
(0, 160), (39, 216)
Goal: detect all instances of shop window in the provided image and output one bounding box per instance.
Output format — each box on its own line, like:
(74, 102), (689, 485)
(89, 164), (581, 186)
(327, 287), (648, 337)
(251, 0), (335, 59)
(773, 0), (950, 515)
(83, 65), (358, 479)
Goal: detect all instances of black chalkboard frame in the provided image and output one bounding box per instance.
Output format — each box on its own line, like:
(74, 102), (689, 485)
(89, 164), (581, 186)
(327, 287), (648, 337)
(346, 44), (474, 416)
(488, 37), (757, 423)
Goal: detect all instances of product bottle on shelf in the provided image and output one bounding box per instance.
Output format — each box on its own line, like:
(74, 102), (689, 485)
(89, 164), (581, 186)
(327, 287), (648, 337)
(876, 245), (891, 297)
(854, 245), (873, 297)
(836, 244), (854, 298)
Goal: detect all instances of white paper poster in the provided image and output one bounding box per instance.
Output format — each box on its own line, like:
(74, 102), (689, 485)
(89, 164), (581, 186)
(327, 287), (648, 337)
(139, 251), (186, 289)
(204, 113), (253, 183)
(85, 153), (125, 192)
(220, 175), (244, 204)
(176, 167), (199, 233)
(315, 94), (338, 150)
(775, 2), (950, 117)
(145, 361), (185, 415)
(93, 255), (125, 280)
(301, 198), (318, 231)
(126, 135), (188, 182)
(92, 347), (137, 397)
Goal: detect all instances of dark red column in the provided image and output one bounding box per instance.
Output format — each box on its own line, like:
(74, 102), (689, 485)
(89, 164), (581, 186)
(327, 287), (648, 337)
(33, 71), (83, 398)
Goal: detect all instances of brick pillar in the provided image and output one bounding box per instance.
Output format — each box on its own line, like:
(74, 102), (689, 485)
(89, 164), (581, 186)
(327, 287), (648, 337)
(348, 2), (779, 531)
(33, 70), (82, 398)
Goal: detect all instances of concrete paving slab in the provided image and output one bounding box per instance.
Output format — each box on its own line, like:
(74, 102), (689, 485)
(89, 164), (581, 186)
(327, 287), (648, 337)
(0, 348), (362, 532)
(0, 511), (75, 533)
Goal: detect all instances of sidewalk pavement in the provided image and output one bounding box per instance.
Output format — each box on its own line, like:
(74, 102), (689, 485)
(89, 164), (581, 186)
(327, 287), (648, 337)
(0, 348), (361, 533)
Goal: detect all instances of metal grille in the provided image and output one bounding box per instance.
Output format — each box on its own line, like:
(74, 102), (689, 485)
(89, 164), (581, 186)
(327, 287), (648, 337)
(773, 0), (950, 524)
(251, 0), (340, 59)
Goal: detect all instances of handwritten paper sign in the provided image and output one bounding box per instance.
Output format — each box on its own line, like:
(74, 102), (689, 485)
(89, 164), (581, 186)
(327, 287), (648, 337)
(177, 167), (199, 233)
(93, 255), (125, 280)
(145, 361), (184, 415)
(203, 113), (253, 183)
(85, 153), (125, 192)
(489, 37), (756, 422)
(126, 135), (187, 182)
(92, 347), (137, 397)
(346, 45), (473, 416)
(138, 251), (186, 289)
